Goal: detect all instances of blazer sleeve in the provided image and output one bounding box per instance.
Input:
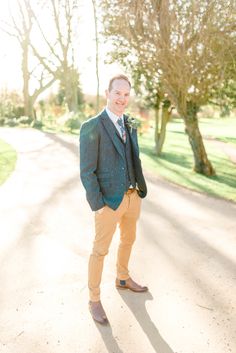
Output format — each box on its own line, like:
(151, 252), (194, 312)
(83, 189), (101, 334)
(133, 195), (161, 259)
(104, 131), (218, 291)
(79, 119), (105, 211)
(131, 129), (147, 198)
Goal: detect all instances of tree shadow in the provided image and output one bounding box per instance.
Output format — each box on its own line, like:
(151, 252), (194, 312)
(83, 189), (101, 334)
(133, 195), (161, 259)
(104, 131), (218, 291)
(158, 152), (191, 168)
(145, 175), (236, 210)
(0, 174), (80, 270)
(140, 196), (236, 315)
(206, 172), (236, 189)
(144, 196), (236, 276)
(42, 131), (78, 157)
(142, 145), (236, 198)
(140, 145), (191, 169)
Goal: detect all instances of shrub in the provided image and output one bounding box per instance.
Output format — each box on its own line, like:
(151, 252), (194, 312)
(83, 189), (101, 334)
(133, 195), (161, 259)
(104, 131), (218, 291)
(32, 120), (43, 129)
(64, 111), (87, 131)
(14, 106), (25, 118)
(5, 118), (19, 127)
(0, 117), (5, 126)
(65, 116), (81, 130)
(0, 90), (24, 120)
(19, 116), (33, 125)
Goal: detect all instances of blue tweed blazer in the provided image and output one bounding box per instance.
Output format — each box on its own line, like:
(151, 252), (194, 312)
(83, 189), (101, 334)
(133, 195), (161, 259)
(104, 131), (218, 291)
(79, 109), (147, 211)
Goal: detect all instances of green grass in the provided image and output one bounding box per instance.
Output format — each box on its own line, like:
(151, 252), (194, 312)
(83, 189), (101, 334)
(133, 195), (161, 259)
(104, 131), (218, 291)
(198, 117), (236, 145)
(139, 117), (236, 202)
(0, 139), (17, 185)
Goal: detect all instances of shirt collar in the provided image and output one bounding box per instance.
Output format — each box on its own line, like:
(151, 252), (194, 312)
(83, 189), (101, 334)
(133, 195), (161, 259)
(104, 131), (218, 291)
(105, 107), (124, 124)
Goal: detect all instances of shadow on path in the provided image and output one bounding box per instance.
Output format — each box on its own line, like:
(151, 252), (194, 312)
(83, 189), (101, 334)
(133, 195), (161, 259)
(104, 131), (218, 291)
(42, 131), (78, 157)
(140, 197), (236, 324)
(144, 197), (236, 276)
(95, 323), (124, 353)
(117, 290), (174, 353)
(0, 174), (80, 266)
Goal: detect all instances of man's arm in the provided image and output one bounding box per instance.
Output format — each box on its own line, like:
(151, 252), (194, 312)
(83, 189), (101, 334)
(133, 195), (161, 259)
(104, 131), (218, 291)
(132, 128), (147, 198)
(79, 119), (105, 211)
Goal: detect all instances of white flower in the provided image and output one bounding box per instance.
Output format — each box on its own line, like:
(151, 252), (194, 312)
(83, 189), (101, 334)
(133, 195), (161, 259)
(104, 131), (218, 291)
(125, 116), (139, 133)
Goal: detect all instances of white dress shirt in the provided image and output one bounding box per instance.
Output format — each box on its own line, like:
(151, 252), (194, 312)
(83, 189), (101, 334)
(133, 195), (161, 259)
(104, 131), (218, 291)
(105, 107), (124, 139)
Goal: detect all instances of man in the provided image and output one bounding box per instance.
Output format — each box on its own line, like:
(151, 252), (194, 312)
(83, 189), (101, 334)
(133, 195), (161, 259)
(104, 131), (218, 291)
(79, 74), (148, 325)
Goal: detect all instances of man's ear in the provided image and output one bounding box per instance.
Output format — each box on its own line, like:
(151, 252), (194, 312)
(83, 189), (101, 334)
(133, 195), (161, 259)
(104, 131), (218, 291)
(105, 89), (109, 99)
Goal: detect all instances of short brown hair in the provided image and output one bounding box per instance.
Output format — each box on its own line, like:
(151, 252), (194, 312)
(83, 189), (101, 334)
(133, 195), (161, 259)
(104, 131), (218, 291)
(108, 74), (131, 91)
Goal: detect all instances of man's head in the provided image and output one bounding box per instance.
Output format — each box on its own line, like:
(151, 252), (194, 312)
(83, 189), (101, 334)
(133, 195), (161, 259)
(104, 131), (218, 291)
(106, 74), (131, 116)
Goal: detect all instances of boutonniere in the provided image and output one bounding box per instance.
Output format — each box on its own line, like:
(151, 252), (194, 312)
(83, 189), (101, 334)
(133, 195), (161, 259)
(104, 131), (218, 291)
(125, 115), (140, 133)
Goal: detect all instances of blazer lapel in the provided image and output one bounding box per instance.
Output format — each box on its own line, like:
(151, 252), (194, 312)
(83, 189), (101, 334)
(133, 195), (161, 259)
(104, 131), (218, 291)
(100, 110), (125, 160)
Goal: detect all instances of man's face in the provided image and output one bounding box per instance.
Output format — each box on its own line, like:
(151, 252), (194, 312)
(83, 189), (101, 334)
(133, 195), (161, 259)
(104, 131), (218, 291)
(106, 79), (131, 116)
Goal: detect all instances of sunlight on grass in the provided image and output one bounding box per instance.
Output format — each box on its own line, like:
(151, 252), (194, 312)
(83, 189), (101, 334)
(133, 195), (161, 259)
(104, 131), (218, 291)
(168, 117), (236, 145)
(139, 118), (236, 202)
(0, 139), (17, 185)
(199, 117), (236, 145)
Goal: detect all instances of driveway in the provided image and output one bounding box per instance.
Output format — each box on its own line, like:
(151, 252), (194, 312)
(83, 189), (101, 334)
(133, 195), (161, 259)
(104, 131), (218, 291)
(0, 127), (235, 353)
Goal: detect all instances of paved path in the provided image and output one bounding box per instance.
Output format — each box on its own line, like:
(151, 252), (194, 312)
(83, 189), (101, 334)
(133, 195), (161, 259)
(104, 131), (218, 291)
(0, 127), (236, 353)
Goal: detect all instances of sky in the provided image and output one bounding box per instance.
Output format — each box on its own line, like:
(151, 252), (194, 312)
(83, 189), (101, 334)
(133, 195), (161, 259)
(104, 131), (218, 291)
(0, 0), (123, 96)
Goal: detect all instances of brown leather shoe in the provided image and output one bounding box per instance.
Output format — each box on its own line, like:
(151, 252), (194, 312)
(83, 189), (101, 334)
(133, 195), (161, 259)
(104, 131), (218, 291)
(116, 277), (148, 292)
(89, 301), (109, 325)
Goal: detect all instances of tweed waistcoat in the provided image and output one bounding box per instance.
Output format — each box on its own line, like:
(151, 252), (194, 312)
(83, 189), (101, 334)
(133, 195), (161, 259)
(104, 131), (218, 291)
(122, 126), (136, 190)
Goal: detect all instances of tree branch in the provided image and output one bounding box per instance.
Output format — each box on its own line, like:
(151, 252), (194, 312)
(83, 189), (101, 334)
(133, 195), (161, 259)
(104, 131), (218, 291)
(30, 43), (60, 77)
(51, 0), (66, 57)
(0, 23), (19, 40)
(32, 75), (57, 102)
(29, 1), (63, 65)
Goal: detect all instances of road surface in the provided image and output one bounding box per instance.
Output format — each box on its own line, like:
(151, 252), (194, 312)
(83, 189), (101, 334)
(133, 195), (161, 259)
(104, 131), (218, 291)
(0, 127), (235, 353)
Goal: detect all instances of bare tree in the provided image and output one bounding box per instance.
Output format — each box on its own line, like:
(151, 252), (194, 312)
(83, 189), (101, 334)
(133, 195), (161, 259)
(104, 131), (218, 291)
(0, 0), (82, 117)
(100, 0), (236, 175)
(0, 0), (57, 118)
(29, 0), (82, 112)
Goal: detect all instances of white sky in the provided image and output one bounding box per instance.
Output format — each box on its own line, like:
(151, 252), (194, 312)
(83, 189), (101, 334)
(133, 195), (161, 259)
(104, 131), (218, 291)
(0, 0), (124, 96)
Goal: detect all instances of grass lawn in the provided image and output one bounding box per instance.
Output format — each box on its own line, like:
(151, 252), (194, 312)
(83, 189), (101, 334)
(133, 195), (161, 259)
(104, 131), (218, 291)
(198, 117), (236, 145)
(0, 139), (17, 185)
(139, 117), (236, 202)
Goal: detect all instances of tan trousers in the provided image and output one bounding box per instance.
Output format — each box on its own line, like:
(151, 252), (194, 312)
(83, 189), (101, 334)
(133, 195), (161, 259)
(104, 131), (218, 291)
(88, 189), (142, 302)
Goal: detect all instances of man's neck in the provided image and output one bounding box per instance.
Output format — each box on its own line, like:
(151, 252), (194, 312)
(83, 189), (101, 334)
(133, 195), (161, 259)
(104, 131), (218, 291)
(106, 107), (124, 119)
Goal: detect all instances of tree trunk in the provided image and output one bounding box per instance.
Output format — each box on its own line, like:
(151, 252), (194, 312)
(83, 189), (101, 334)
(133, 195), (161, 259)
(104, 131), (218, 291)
(61, 65), (79, 113)
(184, 102), (215, 176)
(22, 38), (35, 119)
(154, 100), (171, 155)
(24, 96), (36, 120)
(65, 83), (78, 112)
(154, 106), (160, 152)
